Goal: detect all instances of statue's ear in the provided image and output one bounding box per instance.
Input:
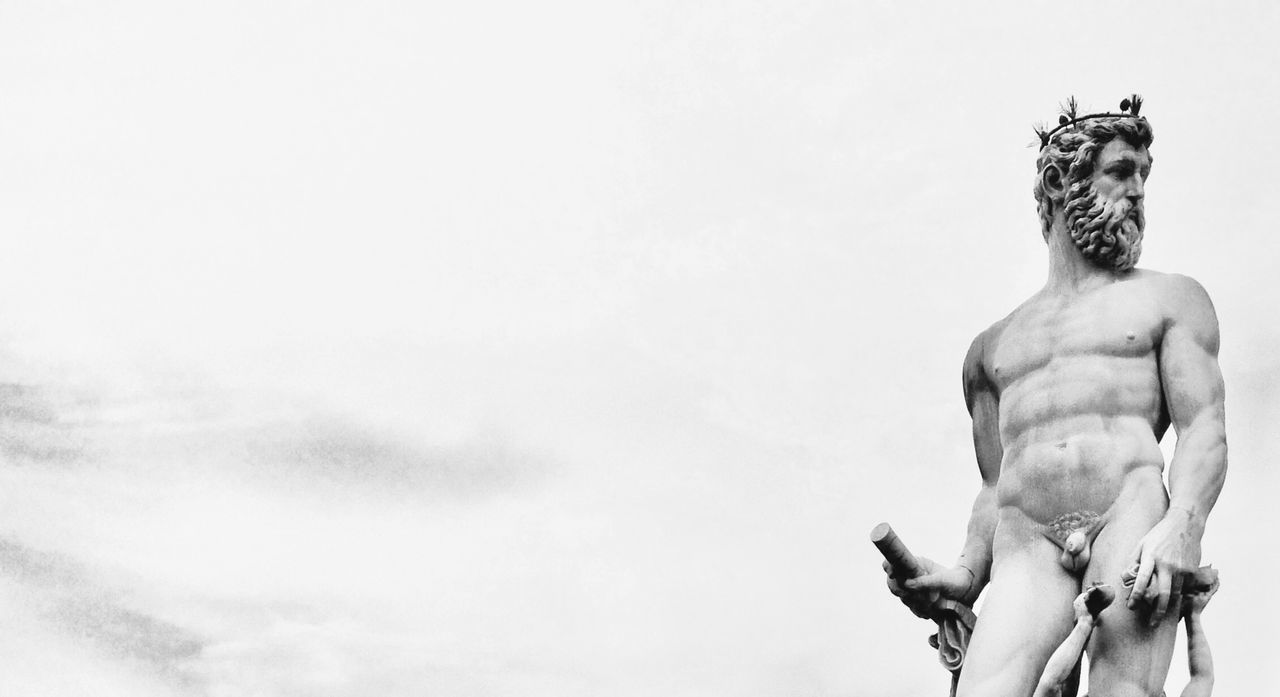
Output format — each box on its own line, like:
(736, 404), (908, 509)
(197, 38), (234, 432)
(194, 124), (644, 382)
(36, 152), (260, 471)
(1040, 164), (1066, 199)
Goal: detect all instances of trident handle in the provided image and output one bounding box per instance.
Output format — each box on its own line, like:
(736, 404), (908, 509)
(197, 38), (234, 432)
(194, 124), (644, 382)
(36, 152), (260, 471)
(871, 521), (975, 694)
(870, 522), (925, 580)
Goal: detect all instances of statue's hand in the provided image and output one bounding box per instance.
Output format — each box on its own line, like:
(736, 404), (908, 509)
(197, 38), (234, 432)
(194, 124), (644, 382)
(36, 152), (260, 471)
(882, 556), (974, 620)
(1182, 574), (1220, 618)
(1127, 509), (1205, 626)
(1071, 590), (1093, 621)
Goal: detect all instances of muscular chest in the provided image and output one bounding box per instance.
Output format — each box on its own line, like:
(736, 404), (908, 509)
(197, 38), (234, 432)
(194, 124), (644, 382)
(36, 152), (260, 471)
(988, 287), (1163, 392)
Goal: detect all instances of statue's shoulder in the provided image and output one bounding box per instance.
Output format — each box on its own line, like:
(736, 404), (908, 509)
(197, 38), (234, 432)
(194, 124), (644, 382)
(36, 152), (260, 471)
(1131, 268), (1216, 313)
(971, 300), (1028, 354)
(1128, 267), (1208, 294)
(963, 311), (1017, 399)
(1131, 268), (1220, 348)
(961, 297), (1040, 403)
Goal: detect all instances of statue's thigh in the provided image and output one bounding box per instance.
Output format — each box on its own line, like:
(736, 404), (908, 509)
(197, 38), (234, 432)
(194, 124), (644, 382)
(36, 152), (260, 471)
(1085, 501), (1178, 696)
(956, 545), (1077, 697)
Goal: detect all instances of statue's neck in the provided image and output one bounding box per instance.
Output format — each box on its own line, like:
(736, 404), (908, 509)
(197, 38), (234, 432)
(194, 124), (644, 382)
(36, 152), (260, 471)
(1044, 222), (1119, 292)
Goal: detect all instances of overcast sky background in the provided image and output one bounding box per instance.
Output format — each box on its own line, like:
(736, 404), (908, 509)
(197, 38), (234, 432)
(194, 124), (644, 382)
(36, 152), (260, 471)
(0, 2), (1277, 695)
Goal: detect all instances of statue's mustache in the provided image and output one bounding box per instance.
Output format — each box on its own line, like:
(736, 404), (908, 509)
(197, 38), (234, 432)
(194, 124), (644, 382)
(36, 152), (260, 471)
(1113, 200), (1144, 225)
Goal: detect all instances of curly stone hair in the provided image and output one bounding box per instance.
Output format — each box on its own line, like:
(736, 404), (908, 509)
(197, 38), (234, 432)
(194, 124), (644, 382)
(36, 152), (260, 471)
(1033, 117), (1154, 239)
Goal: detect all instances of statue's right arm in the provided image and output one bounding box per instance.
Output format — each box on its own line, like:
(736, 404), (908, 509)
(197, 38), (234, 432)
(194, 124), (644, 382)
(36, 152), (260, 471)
(957, 329), (1002, 600)
(883, 331), (1000, 611)
(1179, 611), (1214, 697)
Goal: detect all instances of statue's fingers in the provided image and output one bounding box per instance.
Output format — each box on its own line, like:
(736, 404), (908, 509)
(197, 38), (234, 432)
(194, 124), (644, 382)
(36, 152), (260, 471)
(1142, 566), (1163, 601)
(1151, 569), (1172, 626)
(897, 592), (930, 619)
(1072, 591), (1090, 618)
(1120, 562), (1140, 589)
(882, 560), (894, 577)
(1170, 573), (1185, 620)
(1127, 551), (1156, 609)
(1205, 578), (1220, 602)
(886, 575), (904, 596)
(905, 572), (945, 591)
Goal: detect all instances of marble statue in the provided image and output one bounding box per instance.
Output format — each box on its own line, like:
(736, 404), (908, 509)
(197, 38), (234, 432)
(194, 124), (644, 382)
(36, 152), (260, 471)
(876, 96), (1228, 697)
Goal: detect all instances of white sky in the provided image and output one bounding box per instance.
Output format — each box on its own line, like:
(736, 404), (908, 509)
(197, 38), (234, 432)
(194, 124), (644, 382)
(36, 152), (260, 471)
(0, 1), (1277, 695)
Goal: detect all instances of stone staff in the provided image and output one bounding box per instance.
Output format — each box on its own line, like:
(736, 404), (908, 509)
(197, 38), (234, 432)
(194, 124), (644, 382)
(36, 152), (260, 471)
(871, 522), (926, 579)
(872, 522), (976, 696)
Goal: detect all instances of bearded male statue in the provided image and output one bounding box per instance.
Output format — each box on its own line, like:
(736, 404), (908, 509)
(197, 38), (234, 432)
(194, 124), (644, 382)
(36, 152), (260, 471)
(882, 97), (1228, 696)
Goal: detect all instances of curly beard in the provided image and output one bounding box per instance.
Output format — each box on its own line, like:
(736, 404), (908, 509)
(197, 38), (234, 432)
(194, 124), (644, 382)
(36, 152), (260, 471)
(1062, 184), (1145, 272)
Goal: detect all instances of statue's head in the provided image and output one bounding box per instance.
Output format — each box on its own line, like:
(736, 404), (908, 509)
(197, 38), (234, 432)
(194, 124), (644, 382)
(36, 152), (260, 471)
(1033, 98), (1154, 271)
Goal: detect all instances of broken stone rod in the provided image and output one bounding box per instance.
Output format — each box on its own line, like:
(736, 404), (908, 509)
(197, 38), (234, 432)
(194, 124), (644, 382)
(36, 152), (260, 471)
(871, 521), (925, 580)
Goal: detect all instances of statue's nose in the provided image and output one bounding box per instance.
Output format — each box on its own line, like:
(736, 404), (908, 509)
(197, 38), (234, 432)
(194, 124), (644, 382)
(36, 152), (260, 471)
(1129, 178), (1145, 203)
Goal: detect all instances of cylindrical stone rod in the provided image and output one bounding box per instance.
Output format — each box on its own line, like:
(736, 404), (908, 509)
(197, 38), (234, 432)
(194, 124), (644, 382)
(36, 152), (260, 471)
(870, 522), (925, 579)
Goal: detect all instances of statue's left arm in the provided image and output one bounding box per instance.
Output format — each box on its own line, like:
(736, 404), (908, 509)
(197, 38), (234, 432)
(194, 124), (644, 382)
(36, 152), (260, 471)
(1129, 275), (1228, 624)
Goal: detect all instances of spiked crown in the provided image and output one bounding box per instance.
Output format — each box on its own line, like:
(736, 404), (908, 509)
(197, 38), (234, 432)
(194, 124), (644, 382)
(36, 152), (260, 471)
(1035, 94), (1145, 148)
